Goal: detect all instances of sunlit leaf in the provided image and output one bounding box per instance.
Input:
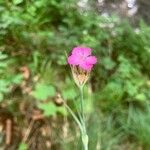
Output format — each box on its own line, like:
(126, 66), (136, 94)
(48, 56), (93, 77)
(38, 102), (57, 116)
(32, 83), (56, 100)
(18, 142), (27, 150)
(13, 0), (23, 5)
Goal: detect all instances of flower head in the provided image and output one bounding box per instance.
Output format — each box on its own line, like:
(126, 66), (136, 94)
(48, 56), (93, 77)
(68, 46), (97, 71)
(68, 46), (97, 87)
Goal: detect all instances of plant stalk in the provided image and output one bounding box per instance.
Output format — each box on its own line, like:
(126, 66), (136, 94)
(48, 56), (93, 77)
(64, 85), (89, 150)
(80, 86), (89, 150)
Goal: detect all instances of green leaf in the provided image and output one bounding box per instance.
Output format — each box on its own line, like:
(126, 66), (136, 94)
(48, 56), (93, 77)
(9, 74), (23, 84)
(135, 93), (147, 101)
(0, 80), (9, 93)
(32, 83), (56, 101)
(126, 81), (138, 96)
(57, 107), (67, 116)
(18, 142), (27, 150)
(62, 88), (77, 100)
(13, 0), (23, 5)
(102, 57), (116, 70)
(38, 102), (57, 116)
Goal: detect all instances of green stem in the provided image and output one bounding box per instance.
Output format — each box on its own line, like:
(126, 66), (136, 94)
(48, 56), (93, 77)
(64, 102), (82, 131)
(64, 85), (89, 150)
(72, 97), (83, 125)
(82, 133), (89, 150)
(79, 86), (88, 150)
(80, 86), (85, 124)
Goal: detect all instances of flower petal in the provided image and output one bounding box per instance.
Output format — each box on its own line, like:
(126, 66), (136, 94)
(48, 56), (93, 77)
(72, 46), (91, 57)
(72, 47), (82, 55)
(82, 47), (91, 57)
(79, 62), (93, 71)
(68, 55), (79, 65)
(85, 56), (97, 65)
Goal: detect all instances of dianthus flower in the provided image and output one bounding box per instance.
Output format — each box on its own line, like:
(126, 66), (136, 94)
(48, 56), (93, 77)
(68, 46), (97, 87)
(68, 46), (97, 71)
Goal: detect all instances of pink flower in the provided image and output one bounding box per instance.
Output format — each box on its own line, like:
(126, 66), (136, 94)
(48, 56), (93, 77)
(68, 46), (97, 71)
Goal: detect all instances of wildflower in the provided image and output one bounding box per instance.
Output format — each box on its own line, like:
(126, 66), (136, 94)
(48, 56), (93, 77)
(68, 46), (97, 87)
(68, 46), (97, 71)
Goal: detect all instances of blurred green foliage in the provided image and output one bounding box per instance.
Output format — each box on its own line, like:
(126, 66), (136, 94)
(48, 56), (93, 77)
(18, 142), (27, 150)
(0, 0), (150, 149)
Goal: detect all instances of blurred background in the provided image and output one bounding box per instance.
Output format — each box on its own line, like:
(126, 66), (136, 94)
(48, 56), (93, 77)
(0, 0), (150, 149)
